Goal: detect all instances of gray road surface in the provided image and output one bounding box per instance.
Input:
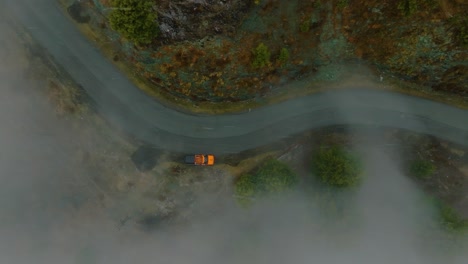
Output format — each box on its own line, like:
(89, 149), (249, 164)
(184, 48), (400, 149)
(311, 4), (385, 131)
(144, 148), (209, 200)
(5, 0), (468, 154)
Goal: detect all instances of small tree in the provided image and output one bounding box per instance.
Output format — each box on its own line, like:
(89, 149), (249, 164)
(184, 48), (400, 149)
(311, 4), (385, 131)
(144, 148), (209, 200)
(277, 47), (290, 66)
(252, 43), (271, 68)
(109, 0), (158, 45)
(312, 146), (362, 187)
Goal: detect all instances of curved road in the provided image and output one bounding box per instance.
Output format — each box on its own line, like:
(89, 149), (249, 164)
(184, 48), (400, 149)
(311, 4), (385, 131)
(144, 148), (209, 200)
(5, 0), (468, 154)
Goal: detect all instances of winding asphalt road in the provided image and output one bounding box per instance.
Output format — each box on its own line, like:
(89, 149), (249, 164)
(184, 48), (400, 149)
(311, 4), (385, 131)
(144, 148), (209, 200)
(5, 0), (468, 154)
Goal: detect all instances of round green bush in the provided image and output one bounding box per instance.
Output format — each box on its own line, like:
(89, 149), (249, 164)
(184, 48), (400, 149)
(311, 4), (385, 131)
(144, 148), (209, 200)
(234, 158), (298, 205)
(312, 146), (362, 187)
(109, 0), (158, 45)
(409, 160), (435, 179)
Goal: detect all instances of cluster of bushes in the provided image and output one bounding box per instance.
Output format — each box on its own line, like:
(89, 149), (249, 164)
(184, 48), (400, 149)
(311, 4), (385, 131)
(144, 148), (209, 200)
(251, 43), (290, 68)
(235, 145), (363, 207)
(109, 0), (159, 45)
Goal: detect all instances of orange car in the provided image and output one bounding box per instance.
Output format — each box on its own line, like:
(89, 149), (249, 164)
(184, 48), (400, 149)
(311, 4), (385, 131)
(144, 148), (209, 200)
(184, 154), (215, 166)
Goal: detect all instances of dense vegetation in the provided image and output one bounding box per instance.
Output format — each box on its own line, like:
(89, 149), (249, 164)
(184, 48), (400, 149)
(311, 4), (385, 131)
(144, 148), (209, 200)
(235, 158), (298, 206)
(80, 0), (468, 105)
(109, 0), (158, 45)
(311, 146), (363, 187)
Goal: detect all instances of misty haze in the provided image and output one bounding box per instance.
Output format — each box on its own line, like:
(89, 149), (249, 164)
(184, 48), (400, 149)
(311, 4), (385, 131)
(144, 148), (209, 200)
(1, 0), (468, 264)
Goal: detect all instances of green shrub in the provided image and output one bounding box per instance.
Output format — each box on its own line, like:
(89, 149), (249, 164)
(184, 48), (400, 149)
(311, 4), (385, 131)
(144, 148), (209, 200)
(460, 24), (468, 46)
(234, 174), (256, 206)
(449, 15), (468, 47)
(337, 0), (348, 9)
(437, 201), (468, 232)
(299, 19), (310, 33)
(252, 43), (271, 68)
(312, 146), (362, 187)
(314, 0), (322, 9)
(277, 48), (290, 66)
(409, 160), (435, 179)
(109, 0), (158, 45)
(234, 159), (298, 205)
(398, 0), (417, 16)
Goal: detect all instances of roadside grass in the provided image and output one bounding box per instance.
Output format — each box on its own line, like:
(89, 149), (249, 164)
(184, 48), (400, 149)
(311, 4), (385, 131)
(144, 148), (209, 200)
(224, 151), (281, 176)
(56, 1), (468, 113)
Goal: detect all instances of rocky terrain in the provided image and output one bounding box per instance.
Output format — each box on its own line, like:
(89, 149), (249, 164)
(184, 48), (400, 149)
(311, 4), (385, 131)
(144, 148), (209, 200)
(64, 0), (467, 106)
